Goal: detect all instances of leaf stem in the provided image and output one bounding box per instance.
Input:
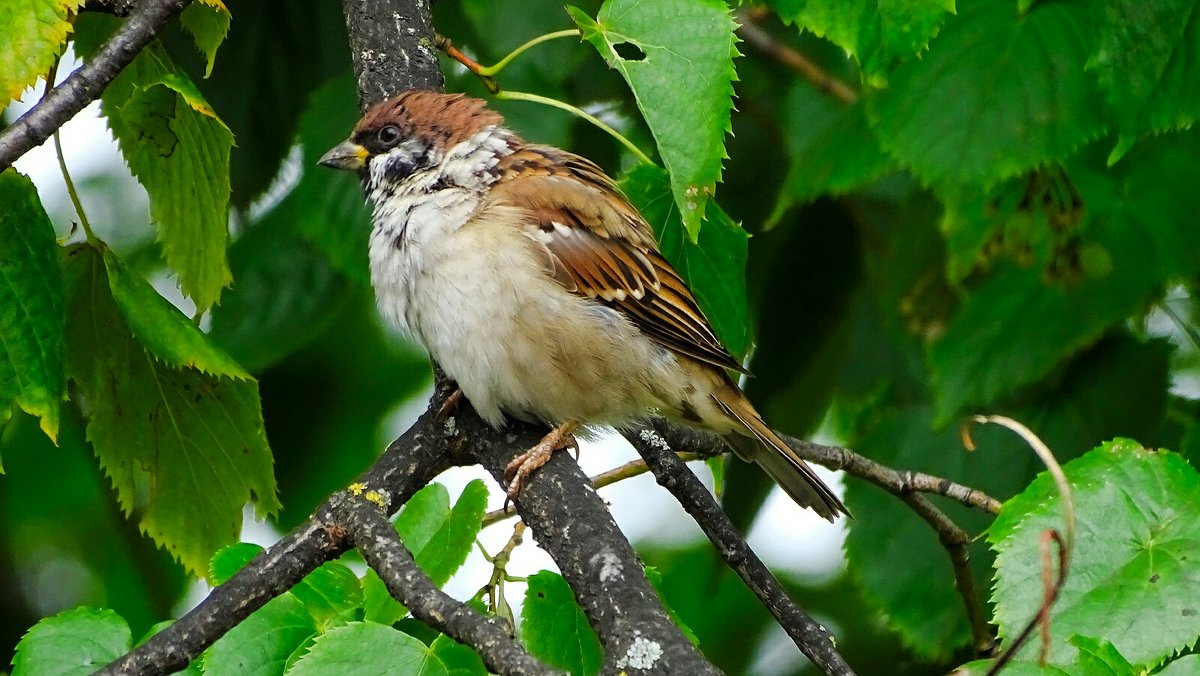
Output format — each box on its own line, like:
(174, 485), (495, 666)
(478, 29), (581, 76)
(44, 61), (98, 245)
(494, 90), (655, 166)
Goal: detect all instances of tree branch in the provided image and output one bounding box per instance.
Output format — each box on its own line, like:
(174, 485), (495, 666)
(647, 420), (999, 657)
(339, 0), (444, 109)
(649, 421), (1001, 515)
(340, 492), (557, 675)
(901, 494), (997, 656)
(626, 420), (855, 675)
(453, 406), (721, 674)
(735, 8), (859, 105)
(98, 386), (462, 675)
(0, 0), (192, 171)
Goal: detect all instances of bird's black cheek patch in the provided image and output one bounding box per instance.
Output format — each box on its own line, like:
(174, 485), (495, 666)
(381, 142), (433, 183)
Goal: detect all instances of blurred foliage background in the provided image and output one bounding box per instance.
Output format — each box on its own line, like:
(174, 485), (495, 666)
(2, 0), (1199, 673)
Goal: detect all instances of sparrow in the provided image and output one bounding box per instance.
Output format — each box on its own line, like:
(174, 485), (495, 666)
(319, 91), (847, 521)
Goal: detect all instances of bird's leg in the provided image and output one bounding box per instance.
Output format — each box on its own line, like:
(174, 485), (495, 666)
(436, 383), (464, 420)
(503, 421), (580, 501)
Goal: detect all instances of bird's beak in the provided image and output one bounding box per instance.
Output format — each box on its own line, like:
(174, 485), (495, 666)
(318, 141), (369, 171)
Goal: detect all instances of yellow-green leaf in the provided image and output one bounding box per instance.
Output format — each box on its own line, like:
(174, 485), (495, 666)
(74, 14), (233, 312)
(179, 0), (231, 78)
(63, 245), (278, 574)
(0, 0), (83, 103)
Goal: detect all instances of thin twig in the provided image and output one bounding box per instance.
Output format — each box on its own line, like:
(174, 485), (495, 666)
(340, 494), (555, 675)
(900, 493), (997, 655)
(478, 29), (581, 76)
(44, 61), (98, 244)
(969, 416), (1075, 674)
(434, 33), (500, 93)
(649, 420), (1001, 656)
(0, 0), (193, 170)
(495, 90), (655, 165)
(433, 32), (656, 165)
(735, 9), (859, 105)
(481, 452), (705, 527)
(629, 420), (856, 675)
(476, 520), (527, 630)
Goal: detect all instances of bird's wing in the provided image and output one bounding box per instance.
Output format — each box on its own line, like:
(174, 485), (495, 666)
(488, 145), (745, 374)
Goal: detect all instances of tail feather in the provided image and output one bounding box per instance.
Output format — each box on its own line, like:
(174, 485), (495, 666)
(712, 386), (848, 522)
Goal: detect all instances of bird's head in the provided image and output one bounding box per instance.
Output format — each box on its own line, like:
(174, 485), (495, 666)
(319, 91), (506, 192)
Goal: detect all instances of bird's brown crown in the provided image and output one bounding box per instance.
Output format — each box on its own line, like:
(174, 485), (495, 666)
(352, 91), (505, 154)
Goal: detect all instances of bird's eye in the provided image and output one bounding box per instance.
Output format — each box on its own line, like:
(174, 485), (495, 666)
(377, 125), (401, 148)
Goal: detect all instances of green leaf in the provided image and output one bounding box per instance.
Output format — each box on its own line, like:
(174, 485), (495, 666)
(74, 14), (233, 312)
(205, 593), (316, 676)
(11, 607), (131, 675)
(361, 569), (405, 626)
(1069, 636), (1137, 676)
(209, 542), (264, 585)
(102, 247), (247, 378)
(989, 440), (1200, 666)
(0, 170), (64, 441)
(364, 481), (488, 624)
(428, 634), (487, 676)
(0, 0), (82, 102)
(1091, 0), (1200, 160)
(620, 164), (750, 358)
(568, 0), (738, 240)
(63, 245), (279, 574)
(930, 130), (1200, 421)
(291, 561), (363, 626)
(847, 335), (1170, 660)
(867, 1), (1106, 186)
(1158, 655), (1200, 676)
(287, 622), (450, 676)
(401, 480), (489, 586)
(521, 571), (602, 676)
(768, 0), (955, 85)
(770, 84), (892, 221)
(293, 75), (373, 284)
(179, 0), (231, 77)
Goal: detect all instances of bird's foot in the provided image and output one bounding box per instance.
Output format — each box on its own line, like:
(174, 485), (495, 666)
(436, 385), (464, 421)
(503, 421), (580, 503)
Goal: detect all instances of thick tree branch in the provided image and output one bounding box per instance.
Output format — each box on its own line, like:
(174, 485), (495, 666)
(0, 0), (192, 171)
(340, 492), (557, 675)
(455, 408), (721, 674)
(627, 420), (856, 675)
(340, 0), (444, 109)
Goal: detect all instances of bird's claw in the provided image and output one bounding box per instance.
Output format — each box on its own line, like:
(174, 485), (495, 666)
(502, 423), (579, 506)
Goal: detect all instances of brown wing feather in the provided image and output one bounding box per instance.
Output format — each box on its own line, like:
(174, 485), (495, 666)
(489, 146), (746, 374)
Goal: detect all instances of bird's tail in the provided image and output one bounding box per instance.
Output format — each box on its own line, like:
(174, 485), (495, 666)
(711, 384), (848, 522)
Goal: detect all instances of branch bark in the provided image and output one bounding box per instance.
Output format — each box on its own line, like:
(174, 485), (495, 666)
(98, 387), (461, 675)
(341, 493), (556, 675)
(626, 420), (855, 675)
(0, 0), (192, 171)
(457, 406), (721, 675)
(340, 0), (444, 109)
